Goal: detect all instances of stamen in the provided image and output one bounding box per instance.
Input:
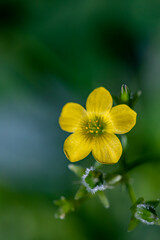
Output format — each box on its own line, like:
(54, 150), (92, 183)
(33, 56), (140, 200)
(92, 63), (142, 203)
(83, 116), (106, 136)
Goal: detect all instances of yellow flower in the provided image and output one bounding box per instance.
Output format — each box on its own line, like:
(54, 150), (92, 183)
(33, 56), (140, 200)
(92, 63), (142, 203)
(59, 87), (137, 164)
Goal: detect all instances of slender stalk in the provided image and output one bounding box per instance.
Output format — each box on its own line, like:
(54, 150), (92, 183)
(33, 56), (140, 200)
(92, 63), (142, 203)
(121, 135), (136, 204)
(123, 155), (160, 203)
(126, 155), (160, 172)
(125, 177), (136, 204)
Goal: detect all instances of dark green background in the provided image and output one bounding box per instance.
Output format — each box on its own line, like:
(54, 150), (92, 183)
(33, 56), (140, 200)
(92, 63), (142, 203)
(0, 0), (160, 239)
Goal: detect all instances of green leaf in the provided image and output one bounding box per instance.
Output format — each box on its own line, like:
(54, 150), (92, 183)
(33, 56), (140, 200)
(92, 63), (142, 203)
(130, 90), (142, 108)
(130, 197), (144, 212)
(68, 164), (85, 177)
(75, 185), (88, 200)
(128, 216), (139, 232)
(97, 191), (110, 208)
(146, 200), (160, 209)
(105, 173), (122, 186)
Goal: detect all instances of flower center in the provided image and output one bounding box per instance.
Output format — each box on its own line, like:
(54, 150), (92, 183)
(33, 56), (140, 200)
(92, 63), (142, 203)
(84, 116), (106, 136)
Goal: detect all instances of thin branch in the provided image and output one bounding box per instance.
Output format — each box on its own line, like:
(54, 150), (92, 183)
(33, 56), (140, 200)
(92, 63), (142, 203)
(126, 156), (160, 172)
(125, 178), (136, 204)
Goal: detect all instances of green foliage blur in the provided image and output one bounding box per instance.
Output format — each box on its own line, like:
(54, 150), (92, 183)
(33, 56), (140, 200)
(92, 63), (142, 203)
(0, 0), (160, 239)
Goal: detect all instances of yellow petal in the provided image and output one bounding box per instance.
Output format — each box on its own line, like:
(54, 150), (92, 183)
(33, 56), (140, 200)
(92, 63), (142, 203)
(63, 132), (92, 162)
(59, 103), (87, 132)
(109, 104), (137, 134)
(86, 87), (113, 114)
(92, 133), (122, 164)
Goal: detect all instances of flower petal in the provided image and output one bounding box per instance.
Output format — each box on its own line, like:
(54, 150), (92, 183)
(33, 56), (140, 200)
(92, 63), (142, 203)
(59, 103), (87, 132)
(92, 133), (122, 164)
(86, 87), (113, 114)
(63, 132), (92, 162)
(109, 104), (137, 134)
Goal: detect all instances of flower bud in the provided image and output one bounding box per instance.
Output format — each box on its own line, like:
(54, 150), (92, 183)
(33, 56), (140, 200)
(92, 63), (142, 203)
(128, 198), (160, 231)
(54, 197), (75, 220)
(120, 84), (130, 104)
(82, 167), (106, 194)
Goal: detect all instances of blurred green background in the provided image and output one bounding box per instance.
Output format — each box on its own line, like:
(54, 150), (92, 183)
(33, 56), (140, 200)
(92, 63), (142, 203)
(0, 0), (160, 239)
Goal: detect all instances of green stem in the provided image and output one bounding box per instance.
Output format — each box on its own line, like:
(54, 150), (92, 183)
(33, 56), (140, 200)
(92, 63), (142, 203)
(120, 135), (136, 204)
(124, 155), (160, 203)
(126, 155), (160, 172)
(125, 177), (136, 204)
